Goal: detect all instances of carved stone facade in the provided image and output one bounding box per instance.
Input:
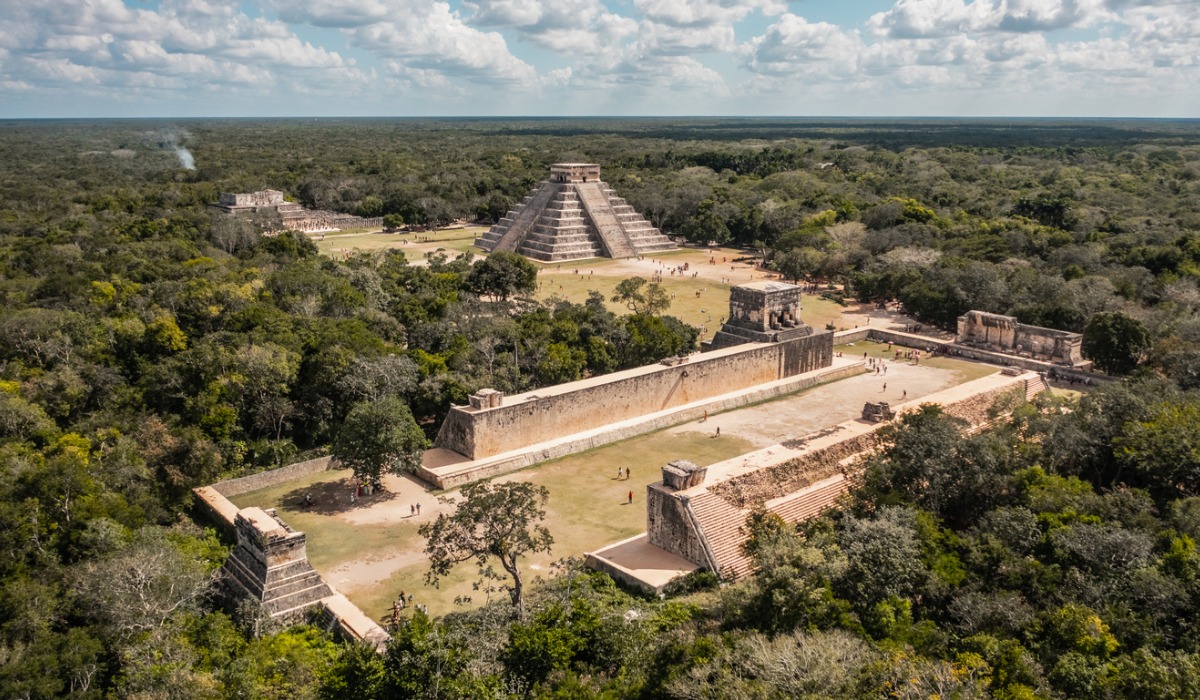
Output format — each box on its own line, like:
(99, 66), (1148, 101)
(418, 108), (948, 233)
(475, 163), (676, 261)
(956, 310), (1088, 367)
(213, 190), (382, 232)
(710, 281), (814, 349)
(221, 507), (333, 620)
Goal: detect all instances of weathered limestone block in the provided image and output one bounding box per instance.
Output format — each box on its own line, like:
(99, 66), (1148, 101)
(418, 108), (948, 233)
(662, 460), (707, 490)
(711, 281), (815, 349)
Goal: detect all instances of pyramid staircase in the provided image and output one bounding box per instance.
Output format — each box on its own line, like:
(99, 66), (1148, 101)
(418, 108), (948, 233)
(476, 164), (675, 261)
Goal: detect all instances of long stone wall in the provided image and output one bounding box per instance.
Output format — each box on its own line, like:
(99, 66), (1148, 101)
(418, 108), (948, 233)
(435, 332), (833, 460)
(211, 456), (333, 497)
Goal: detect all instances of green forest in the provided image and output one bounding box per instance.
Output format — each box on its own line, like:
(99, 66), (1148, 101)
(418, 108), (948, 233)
(1, 117), (1200, 698)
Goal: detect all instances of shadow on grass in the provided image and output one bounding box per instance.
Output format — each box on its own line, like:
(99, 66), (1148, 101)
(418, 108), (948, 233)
(281, 477), (402, 515)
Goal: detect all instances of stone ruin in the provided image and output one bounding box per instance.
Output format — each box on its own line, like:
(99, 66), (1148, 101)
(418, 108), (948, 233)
(956, 310), (1089, 367)
(710, 281), (814, 349)
(468, 388), (504, 410)
(213, 190), (382, 232)
(861, 401), (893, 423)
(221, 507), (333, 621)
(475, 163), (676, 261)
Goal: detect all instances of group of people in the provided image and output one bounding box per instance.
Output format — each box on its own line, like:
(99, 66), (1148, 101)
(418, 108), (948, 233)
(389, 591), (430, 625)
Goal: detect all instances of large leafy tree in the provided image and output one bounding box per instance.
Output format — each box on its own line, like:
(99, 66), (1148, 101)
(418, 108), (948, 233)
(1082, 311), (1150, 375)
(332, 396), (427, 482)
(611, 277), (670, 316)
(466, 251), (537, 302)
(420, 481), (553, 618)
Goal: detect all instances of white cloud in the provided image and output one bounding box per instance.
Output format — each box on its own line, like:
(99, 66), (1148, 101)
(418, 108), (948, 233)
(352, 3), (536, 84)
(464, 0), (636, 56)
(741, 14), (861, 76)
(634, 0), (786, 27)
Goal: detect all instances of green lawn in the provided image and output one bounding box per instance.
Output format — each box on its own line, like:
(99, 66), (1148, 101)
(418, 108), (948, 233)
(232, 427), (751, 621)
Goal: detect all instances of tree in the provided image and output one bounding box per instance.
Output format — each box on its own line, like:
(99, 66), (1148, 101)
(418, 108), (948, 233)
(332, 396), (427, 482)
(420, 480), (553, 618)
(466, 251), (537, 302)
(611, 277), (670, 316)
(773, 247), (825, 283)
(383, 213), (405, 231)
(1082, 311), (1149, 375)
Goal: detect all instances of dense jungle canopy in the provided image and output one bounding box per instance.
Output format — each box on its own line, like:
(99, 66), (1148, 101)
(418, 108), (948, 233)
(1, 118), (1200, 698)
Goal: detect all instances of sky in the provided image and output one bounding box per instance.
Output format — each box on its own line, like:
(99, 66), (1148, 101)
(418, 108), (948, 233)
(1, 0), (1197, 118)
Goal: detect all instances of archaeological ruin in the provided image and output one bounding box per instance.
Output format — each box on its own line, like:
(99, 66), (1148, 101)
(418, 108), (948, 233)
(956, 310), (1090, 367)
(221, 506), (333, 621)
(709, 280), (812, 349)
(213, 189), (383, 232)
(434, 282), (831, 462)
(475, 163), (676, 261)
(589, 371), (1050, 589)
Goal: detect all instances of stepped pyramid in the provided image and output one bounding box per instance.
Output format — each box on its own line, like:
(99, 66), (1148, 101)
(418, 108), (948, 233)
(476, 163), (676, 261)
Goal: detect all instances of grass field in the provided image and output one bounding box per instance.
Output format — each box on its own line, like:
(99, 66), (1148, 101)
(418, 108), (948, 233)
(314, 226), (488, 260)
(232, 428), (752, 621)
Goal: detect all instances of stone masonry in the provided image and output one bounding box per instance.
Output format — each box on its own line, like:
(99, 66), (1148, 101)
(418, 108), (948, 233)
(710, 281), (814, 349)
(956, 310), (1089, 367)
(435, 331), (833, 460)
(213, 190), (382, 232)
(475, 163), (676, 261)
(221, 507), (333, 621)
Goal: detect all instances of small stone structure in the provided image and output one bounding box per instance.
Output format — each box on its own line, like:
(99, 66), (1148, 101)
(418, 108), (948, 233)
(861, 401), (892, 422)
(221, 507), (333, 621)
(213, 190), (382, 232)
(475, 163), (676, 261)
(710, 281), (813, 349)
(956, 310), (1089, 367)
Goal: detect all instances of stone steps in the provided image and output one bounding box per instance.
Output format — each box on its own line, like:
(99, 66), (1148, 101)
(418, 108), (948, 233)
(575, 182), (637, 258)
(686, 492), (755, 581)
(478, 173), (675, 260)
(768, 474), (852, 525)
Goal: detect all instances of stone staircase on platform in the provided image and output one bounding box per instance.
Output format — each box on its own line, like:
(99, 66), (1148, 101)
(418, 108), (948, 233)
(478, 183), (561, 254)
(220, 507), (333, 622)
(767, 473), (853, 525)
(575, 182), (637, 258)
(685, 492), (755, 581)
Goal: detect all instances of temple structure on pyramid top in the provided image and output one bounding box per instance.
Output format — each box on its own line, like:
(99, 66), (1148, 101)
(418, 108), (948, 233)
(475, 163), (677, 261)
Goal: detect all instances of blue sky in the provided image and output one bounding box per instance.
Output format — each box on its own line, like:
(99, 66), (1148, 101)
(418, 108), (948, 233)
(1, 0), (1197, 118)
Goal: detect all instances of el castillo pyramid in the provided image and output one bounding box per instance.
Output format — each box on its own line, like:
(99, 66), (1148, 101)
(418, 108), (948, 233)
(475, 163), (677, 261)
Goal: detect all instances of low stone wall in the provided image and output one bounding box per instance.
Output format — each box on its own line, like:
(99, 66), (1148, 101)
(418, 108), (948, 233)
(708, 376), (1032, 510)
(436, 332), (834, 460)
(709, 431), (879, 510)
(422, 361), (866, 489)
(212, 456), (334, 497)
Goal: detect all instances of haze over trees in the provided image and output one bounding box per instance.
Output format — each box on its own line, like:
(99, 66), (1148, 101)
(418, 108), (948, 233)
(1, 117), (1199, 697)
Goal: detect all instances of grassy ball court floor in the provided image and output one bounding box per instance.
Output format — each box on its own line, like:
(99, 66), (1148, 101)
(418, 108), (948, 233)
(230, 339), (1003, 623)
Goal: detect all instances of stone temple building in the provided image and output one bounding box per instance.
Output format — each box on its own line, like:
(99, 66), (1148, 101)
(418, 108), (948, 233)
(213, 190), (382, 232)
(709, 281), (814, 349)
(475, 163), (676, 261)
(956, 310), (1090, 367)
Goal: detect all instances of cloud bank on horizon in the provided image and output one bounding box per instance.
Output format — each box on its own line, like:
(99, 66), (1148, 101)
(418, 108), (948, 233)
(1, 0), (1197, 118)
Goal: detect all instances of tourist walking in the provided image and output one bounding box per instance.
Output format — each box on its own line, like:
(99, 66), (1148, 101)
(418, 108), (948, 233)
(628, 491), (633, 504)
